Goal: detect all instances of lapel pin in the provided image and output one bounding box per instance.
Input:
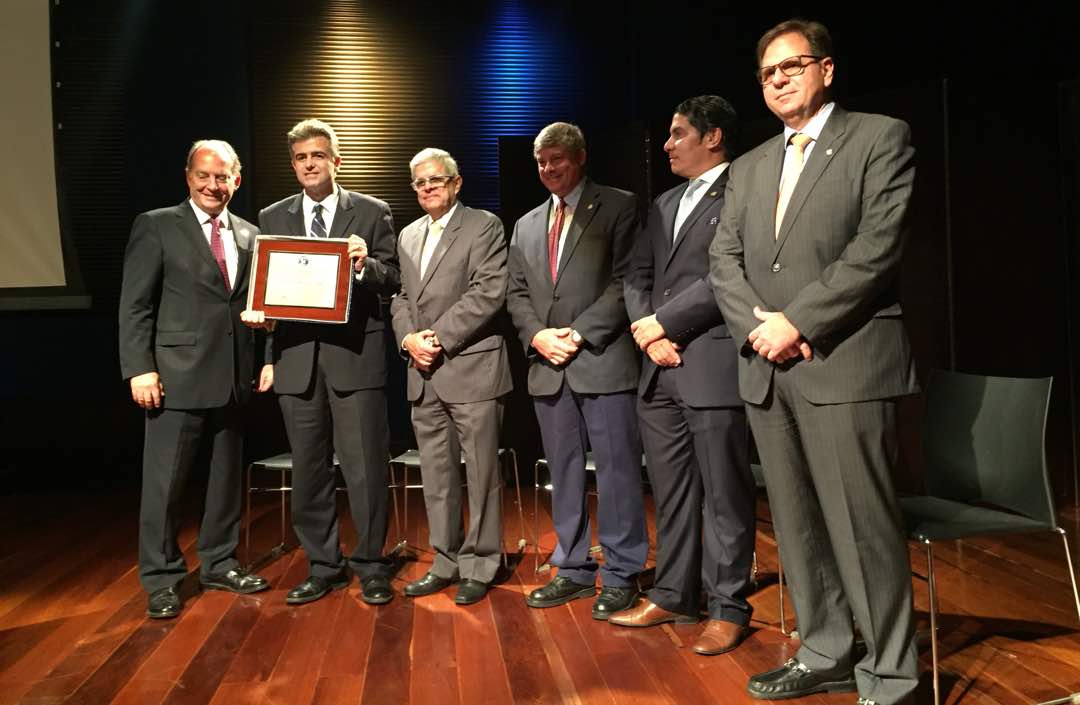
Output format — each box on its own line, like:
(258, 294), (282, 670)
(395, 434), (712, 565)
(709, 216), (718, 225)
(709, 191), (718, 197)
(825, 148), (833, 156)
(587, 203), (594, 210)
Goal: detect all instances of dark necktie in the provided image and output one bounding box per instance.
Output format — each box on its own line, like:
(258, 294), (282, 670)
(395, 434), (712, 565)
(311, 203), (328, 238)
(548, 197), (565, 282)
(209, 217), (231, 292)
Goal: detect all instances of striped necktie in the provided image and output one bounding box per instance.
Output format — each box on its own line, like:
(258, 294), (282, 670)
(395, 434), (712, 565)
(311, 203), (328, 238)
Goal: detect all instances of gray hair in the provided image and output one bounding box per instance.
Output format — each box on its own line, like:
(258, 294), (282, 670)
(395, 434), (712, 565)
(533, 122), (586, 157)
(287, 118), (341, 159)
(185, 139), (241, 174)
(409, 147), (459, 177)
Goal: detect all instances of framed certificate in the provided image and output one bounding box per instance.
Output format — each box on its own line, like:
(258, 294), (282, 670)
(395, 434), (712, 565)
(247, 235), (353, 323)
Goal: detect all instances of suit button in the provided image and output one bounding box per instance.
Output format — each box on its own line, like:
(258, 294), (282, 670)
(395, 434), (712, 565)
(553, 294), (560, 302)
(663, 289), (671, 296)
(771, 263), (782, 273)
(227, 330), (233, 336)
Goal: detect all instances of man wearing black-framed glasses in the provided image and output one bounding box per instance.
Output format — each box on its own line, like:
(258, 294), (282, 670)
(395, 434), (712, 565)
(710, 18), (919, 705)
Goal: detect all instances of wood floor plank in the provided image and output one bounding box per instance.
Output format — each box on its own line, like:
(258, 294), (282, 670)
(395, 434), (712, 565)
(159, 593), (264, 705)
(357, 591), (413, 705)
(566, 597), (671, 705)
(310, 675), (365, 705)
(490, 582), (569, 705)
(264, 590), (344, 705)
(408, 592), (460, 705)
(538, 599), (617, 705)
(452, 589), (515, 705)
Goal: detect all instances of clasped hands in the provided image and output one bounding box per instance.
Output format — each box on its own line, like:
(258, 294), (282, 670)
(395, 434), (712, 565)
(747, 306), (812, 362)
(629, 307), (812, 365)
(404, 329), (442, 371)
(531, 328), (579, 367)
(630, 314), (681, 367)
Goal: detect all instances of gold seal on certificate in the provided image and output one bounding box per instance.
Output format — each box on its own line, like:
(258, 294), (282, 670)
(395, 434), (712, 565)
(247, 235), (353, 323)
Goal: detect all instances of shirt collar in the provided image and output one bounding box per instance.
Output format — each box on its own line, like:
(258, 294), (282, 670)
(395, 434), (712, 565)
(783, 101), (836, 145)
(691, 161), (730, 188)
(189, 199), (229, 228)
(551, 177), (586, 210)
(302, 184), (340, 216)
(428, 201), (459, 231)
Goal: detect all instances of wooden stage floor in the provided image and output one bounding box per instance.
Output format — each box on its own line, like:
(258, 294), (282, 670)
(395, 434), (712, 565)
(0, 485), (1078, 705)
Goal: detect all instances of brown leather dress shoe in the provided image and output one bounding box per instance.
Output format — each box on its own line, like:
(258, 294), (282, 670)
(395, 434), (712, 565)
(608, 598), (698, 627)
(692, 619), (749, 655)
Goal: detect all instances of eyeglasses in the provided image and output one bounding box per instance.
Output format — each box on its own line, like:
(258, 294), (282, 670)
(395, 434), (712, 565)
(756, 55), (824, 85)
(411, 175), (456, 190)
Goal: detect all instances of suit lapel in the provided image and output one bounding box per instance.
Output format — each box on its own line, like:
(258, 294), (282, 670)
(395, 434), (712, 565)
(555, 180), (598, 287)
(416, 205), (462, 298)
(231, 217), (256, 300)
(667, 170), (727, 268)
(176, 202), (229, 300)
(285, 193), (306, 236)
(775, 107), (848, 251)
(328, 186), (355, 239)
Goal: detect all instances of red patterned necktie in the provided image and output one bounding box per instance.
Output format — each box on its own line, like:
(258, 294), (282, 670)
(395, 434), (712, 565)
(548, 198), (565, 282)
(209, 217), (231, 292)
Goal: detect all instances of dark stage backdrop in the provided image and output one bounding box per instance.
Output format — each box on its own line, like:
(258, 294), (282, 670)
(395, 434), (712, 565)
(3, 2), (1077, 512)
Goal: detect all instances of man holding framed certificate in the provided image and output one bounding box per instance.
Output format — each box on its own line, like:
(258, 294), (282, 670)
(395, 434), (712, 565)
(245, 119), (400, 605)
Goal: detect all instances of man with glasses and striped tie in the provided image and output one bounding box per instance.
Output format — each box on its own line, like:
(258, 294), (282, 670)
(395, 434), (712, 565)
(248, 119), (401, 607)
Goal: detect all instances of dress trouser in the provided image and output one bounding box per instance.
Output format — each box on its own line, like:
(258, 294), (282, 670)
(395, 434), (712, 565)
(279, 351), (392, 579)
(638, 368), (755, 623)
(139, 401), (243, 592)
(533, 381), (647, 588)
(411, 379), (504, 583)
(747, 370), (917, 705)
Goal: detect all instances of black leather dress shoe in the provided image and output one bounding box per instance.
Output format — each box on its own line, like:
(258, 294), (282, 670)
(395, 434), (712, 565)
(747, 658), (856, 700)
(286, 573), (350, 605)
(360, 575), (394, 605)
(147, 586), (182, 619)
(404, 571), (456, 597)
(201, 568), (270, 594)
(526, 575), (596, 608)
(591, 586), (638, 620)
(454, 579), (488, 605)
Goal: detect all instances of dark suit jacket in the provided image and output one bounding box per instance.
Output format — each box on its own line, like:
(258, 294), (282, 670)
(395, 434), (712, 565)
(390, 203), (513, 404)
(259, 186), (399, 394)
(625, 170), (741, 408)
(709, 106), (919, 405)
(118, 201), (260, 409)
(507, 179), (640, 396)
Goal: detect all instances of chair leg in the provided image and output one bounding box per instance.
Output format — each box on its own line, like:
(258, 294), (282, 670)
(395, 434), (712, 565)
(925, 540), (941, 705)
(278, 466), (288, 552)
(388, 462), (405, 553)
(1056, 528), (1080, 623)
(778, 556), (790, 637)
(534, 460), (546, 573)
(510, 449), (526, 553)
(244, 463), (253, 568)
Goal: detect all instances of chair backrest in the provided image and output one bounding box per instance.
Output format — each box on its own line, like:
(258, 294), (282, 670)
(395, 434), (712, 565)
(921, 369), (1056, 525)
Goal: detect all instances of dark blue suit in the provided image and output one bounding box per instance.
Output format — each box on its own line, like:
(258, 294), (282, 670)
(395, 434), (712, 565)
(507, 179), (647, 587)
(625, 169), (756, 623)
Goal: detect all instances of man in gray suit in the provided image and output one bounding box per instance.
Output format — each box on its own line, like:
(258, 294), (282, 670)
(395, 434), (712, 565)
(391, 148), (512, 605)
(507, 122), (647, 619)
(709, 19), (919, 705)
(119, 139), (271, 618)
(613, 96), (755, 657)
(248, 119), (399, 606)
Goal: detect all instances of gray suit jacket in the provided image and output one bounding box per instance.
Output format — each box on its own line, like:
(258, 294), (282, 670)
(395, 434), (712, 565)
(259, 186), (399, 395)
(118, 202), (260, 409)
(507, 179), (640, 396)
(390, 203), (512, 404)
(709, 106), (919, 405)
(625, 170), (740, 408)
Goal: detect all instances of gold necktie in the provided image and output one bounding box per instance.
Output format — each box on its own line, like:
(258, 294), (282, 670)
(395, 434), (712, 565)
(775, 132), (812, 239)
